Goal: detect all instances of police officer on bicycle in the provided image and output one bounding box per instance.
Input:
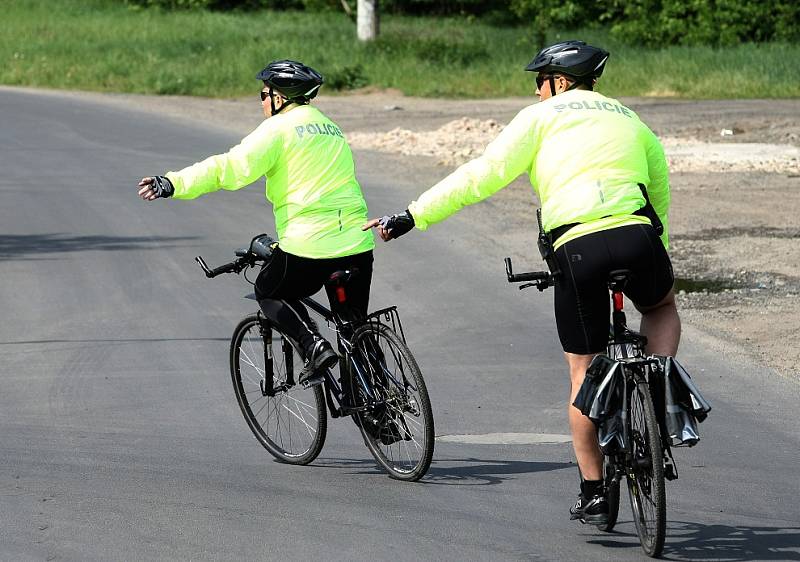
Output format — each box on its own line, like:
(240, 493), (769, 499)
(365, 40), (680, 525)
(139, 59), (375, 387)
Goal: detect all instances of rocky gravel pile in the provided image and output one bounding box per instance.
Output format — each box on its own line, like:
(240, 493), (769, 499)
(348, 118), (800, 174)
(348, 117), (504, 166)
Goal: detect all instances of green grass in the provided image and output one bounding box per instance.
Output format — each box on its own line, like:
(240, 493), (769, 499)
(2, 0), (798, 98)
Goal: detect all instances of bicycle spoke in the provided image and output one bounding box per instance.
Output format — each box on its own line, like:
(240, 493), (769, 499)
(399, 411), (423, 431)
(283, 393), (319, 415)
(281, 401), (317, 435)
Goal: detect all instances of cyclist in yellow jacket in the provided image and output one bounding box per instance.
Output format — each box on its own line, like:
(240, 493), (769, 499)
(139, 60), (374, 387)
(365, 41), (681, 524)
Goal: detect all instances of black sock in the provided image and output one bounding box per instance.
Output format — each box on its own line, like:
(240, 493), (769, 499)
(581, 479), (604, 498)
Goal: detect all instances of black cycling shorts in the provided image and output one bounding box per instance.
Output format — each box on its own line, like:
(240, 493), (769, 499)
(553, 224), (674, 355)
(254, 247), (374, 318)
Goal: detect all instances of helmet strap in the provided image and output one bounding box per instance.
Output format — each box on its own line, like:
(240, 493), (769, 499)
(551, 76), (587, 96)
(269, 88), (306, 115)
(269, 88), (284, 115)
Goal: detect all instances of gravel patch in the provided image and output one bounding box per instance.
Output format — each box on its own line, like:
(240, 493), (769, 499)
(348, 118), (800, 174)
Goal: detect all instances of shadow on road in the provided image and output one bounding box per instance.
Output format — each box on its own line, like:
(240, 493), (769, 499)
(0, 233), (198, 260)
(424, 457), (573, 486)
(588, 520), (800, 561)
(0, 337), (230, 346)
(312, 457), (572, 486)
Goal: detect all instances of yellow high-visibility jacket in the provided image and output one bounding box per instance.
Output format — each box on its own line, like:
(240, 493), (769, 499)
(408, 90), (670, 249)
(166, 105), (374, 259)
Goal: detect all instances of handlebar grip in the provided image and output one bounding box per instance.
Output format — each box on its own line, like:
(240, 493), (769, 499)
(509, 271), (551, 283)
(208, 261), (239, 278)
(196, 255), (244, 278)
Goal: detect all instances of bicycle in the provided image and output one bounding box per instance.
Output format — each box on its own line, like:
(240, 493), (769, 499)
(196, 234), (435, 482)
(504, 257), (671, 558)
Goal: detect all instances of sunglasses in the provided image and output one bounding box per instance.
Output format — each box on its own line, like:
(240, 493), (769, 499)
(260, 89), (270, 102)
(536, 74), (553, 89)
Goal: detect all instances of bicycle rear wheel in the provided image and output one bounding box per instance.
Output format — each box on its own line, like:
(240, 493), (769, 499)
(349, 323), (434, 481)
(626, 380), (666, 557)
(230, 314), (326, 465)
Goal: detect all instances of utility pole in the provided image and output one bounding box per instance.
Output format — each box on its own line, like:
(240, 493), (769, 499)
(357, 0), (379, 42)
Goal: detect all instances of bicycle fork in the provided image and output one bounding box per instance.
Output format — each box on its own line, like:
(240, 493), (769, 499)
(258, 314), (294, 397)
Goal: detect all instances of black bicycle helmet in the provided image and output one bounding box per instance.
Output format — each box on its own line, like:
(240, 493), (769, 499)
(256, 59), (324, 103)
(525, 40), (609, 80)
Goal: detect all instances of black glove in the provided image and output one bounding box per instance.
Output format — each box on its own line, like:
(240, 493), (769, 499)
(379, 209), (415, 239)
(150, 176), (174, 198)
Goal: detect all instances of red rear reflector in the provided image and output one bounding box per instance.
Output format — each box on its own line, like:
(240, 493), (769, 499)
(613, 292), (624, 311)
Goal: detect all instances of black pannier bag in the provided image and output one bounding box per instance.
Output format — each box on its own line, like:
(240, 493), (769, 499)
(653, 356), (712, 447)
(573, 355), (626, 452)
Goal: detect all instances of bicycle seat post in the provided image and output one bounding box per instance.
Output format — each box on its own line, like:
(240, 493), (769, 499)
(608, 270), (631, 341)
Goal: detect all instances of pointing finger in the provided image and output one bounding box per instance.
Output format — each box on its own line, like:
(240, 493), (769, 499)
(362, 218), (381, 231)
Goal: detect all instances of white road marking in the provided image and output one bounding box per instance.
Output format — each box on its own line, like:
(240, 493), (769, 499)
(436, 432), (572, 444)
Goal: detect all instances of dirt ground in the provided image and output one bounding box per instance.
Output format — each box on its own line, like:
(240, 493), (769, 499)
(23, 87), (800, 382)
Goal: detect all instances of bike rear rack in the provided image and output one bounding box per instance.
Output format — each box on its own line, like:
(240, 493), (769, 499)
(364, 306), (407, 343)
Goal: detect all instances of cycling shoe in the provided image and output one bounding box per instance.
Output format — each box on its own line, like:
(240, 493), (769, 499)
(570, 494), (609, 525)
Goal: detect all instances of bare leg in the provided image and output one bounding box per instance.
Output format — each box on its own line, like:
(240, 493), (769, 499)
(636, 289), (681, 356)
(565, 352), (603, 480)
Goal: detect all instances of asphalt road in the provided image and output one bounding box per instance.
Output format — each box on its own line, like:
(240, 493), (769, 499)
(1, 88), (798, 561)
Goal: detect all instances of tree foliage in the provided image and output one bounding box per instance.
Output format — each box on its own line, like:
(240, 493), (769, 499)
(124, 0), (800, 46)
(598, 0), (800, 46)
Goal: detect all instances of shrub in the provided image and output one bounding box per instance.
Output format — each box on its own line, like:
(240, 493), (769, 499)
(325, 64), (368, 90)
(600, 0), (800, 47)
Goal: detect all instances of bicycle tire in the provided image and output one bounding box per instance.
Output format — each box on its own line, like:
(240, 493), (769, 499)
(349, 322), (434, 481)
(598, 455), (621, 532)
(230, 314), (327, 465)
(626, 379), (666, 557)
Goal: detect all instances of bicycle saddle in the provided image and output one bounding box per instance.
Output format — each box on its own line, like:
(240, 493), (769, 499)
(608, 269), (632, 291)
(327, 268), (360, 287)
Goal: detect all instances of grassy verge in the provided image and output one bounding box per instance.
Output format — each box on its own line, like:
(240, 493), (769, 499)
(2, 0), (798, 98)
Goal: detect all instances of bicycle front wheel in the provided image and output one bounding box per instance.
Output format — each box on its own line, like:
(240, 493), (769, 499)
(350, 323), (434, 481)
(230, 314), (326, 465)
(626, 380), (666, 557)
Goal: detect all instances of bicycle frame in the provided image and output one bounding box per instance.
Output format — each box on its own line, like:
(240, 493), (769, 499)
(292, 294), (408, 417)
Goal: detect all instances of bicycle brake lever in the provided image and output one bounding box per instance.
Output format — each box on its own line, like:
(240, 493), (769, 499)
(519, 280), (553, 292)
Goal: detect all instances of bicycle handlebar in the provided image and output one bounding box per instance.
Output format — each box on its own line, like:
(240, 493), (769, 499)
(504, 257), (554, 291)
(195, 254), (255, 278)
(195, 234), (276, 279)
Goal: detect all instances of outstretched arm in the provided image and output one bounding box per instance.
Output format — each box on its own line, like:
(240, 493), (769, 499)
(364, 106), (539, 240)
(409, 106), (538, 230)
(138, 120), (282, 202)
